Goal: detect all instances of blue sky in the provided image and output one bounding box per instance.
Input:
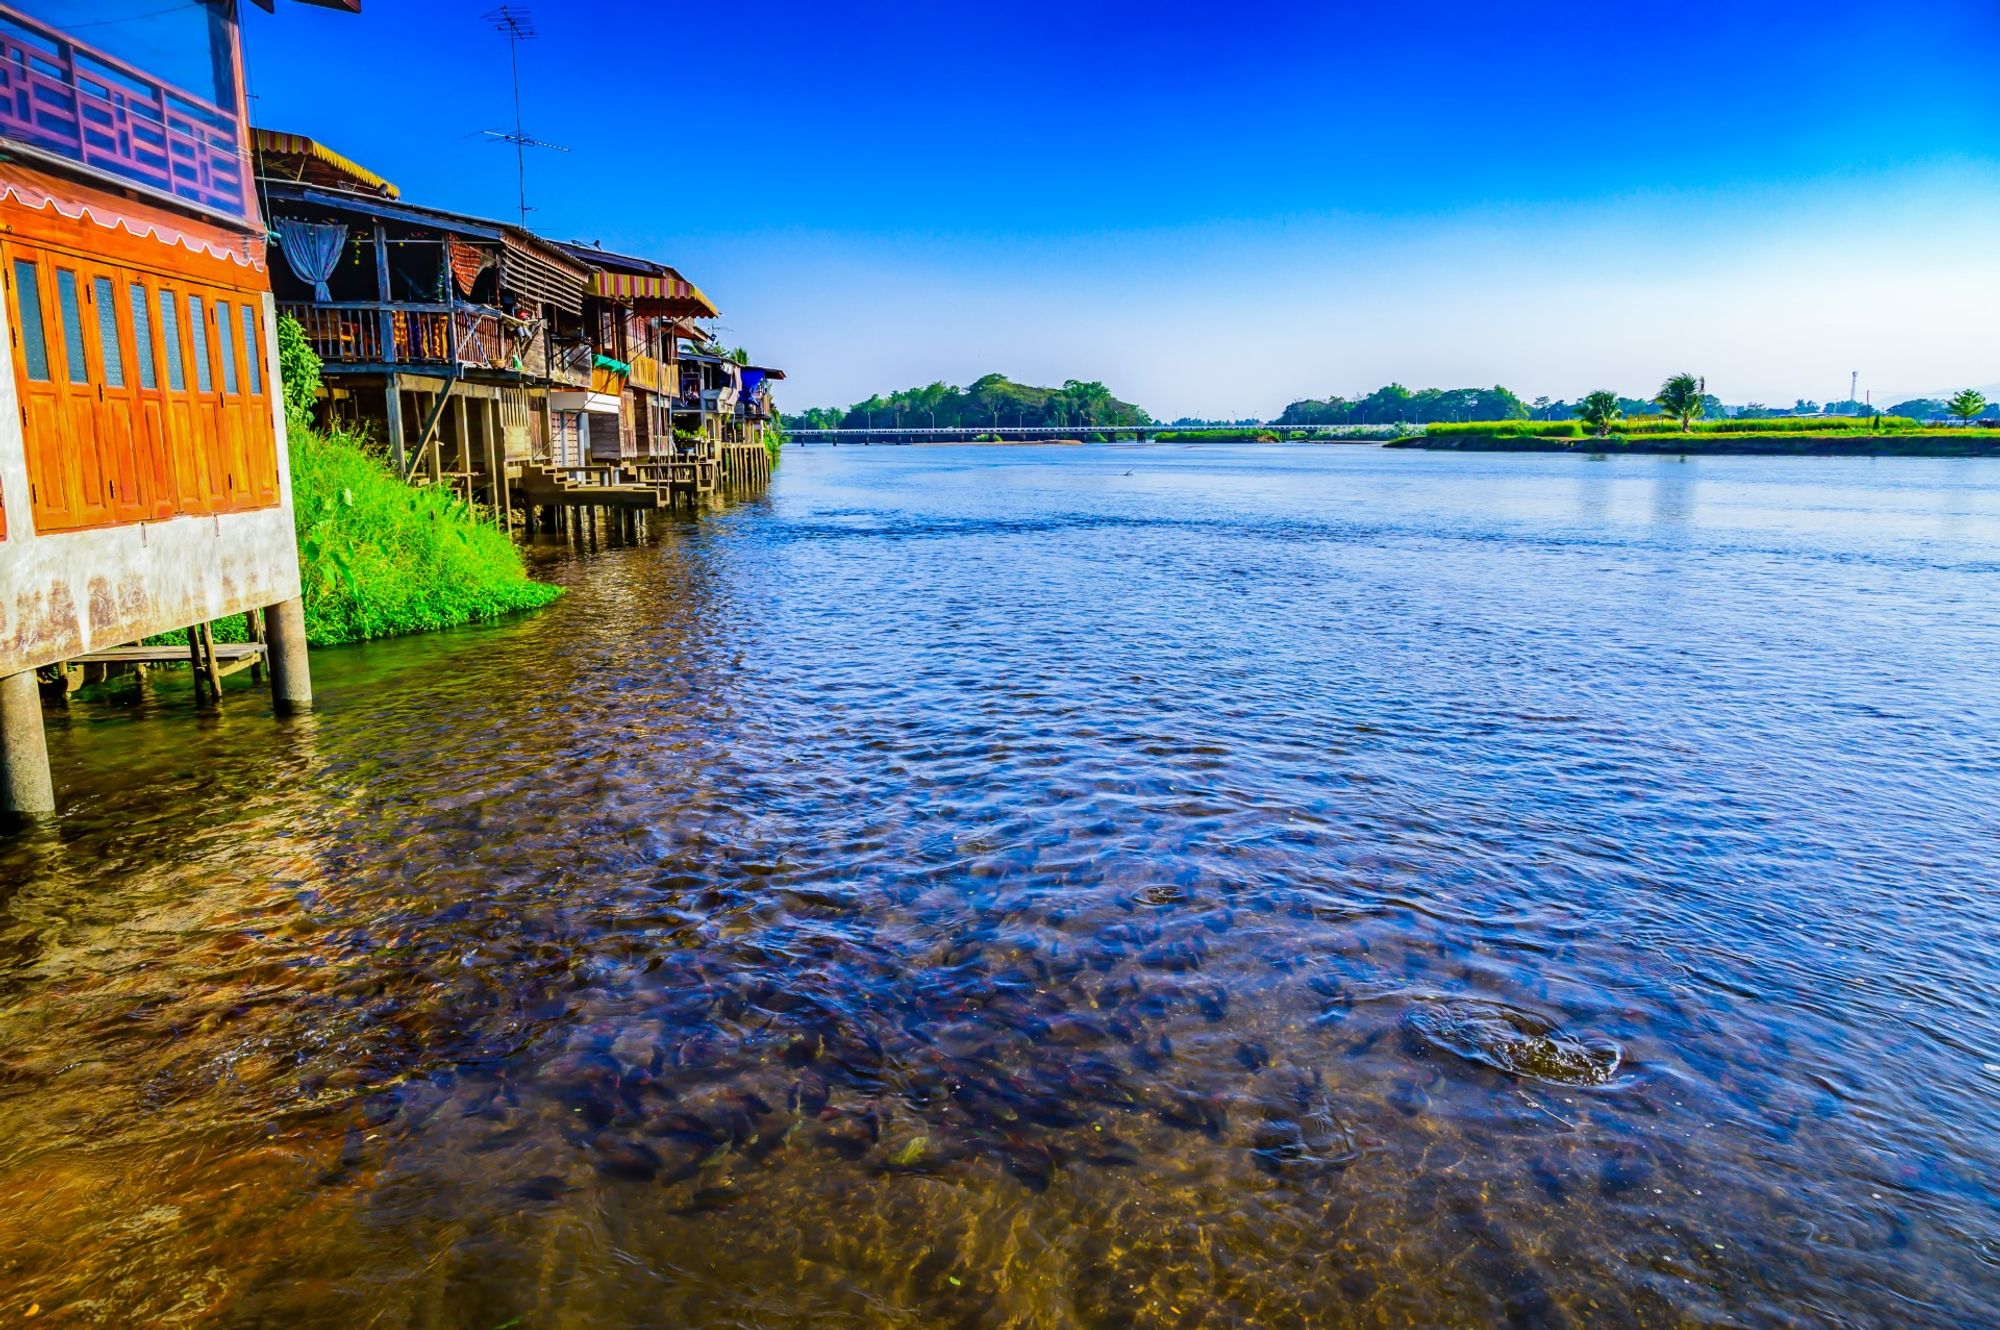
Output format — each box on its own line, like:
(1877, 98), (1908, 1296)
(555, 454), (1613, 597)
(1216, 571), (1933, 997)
(242, 0), (2000, 416)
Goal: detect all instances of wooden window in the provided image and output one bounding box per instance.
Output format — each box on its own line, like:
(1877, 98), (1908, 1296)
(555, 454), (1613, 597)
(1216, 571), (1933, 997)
(188, 294), (213, 392)
(240, 305), (263, 396)
(158, 290), (187, 391)
(55, 268), (88, 384)
(93, 276), (125, 389)
(216, 299), (240, 395)
(129, 284), (159, 390)
(5, 240), (282, 533)
(13, 259), (50, 381)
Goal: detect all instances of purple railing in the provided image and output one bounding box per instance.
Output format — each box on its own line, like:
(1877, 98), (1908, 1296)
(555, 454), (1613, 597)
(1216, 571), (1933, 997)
(0, 7), (248, 219)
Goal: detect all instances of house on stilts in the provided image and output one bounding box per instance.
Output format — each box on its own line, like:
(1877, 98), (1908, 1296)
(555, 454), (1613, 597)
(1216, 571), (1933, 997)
(0, 0), (359, 815)
(254, 134), (778, 521)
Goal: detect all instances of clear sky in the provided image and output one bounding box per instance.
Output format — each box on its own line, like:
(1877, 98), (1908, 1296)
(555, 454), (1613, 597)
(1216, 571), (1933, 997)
(241, 0), (2000, 417)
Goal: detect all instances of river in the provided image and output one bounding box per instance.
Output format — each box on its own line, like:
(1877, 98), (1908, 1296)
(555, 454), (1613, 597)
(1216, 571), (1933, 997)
(2, 443), (1998, 1328)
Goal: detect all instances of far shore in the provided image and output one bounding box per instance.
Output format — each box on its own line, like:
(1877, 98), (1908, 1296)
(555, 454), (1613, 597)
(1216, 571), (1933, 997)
(1392, 434), (2000, 458)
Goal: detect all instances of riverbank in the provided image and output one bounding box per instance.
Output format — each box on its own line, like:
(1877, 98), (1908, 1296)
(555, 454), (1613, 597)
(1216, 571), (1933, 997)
(1392, 429), (2000, 457)
(290, 427), (561, 645)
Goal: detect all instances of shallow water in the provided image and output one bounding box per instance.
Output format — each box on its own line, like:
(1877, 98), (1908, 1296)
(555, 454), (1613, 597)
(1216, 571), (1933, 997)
(3, 443), (1999, 1328)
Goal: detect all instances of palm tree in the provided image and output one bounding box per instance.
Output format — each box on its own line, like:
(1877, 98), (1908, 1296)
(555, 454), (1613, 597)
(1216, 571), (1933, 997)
(1654, 373), (1706, 433)
(1946, 388), (1987, 425)
(1578, 390), (1623, 438)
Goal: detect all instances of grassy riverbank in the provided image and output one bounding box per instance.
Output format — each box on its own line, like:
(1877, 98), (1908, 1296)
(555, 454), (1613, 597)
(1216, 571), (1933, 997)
(1156, 426), (1410, 443)
(289, 428), (560, 645)
(1393, 417), (2000, 456)
(281, 316), (559, 646)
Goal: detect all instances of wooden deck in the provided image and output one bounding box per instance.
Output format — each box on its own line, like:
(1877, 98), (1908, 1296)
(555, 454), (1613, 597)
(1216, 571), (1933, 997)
(517, 463), (668, 509)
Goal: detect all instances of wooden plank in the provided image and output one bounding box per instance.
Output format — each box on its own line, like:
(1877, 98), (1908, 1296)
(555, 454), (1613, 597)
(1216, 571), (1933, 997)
(73, 643), (265, 664)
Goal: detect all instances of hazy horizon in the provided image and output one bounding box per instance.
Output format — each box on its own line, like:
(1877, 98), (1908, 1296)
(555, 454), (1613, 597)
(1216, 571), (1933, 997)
(242, 0), (1999, 417)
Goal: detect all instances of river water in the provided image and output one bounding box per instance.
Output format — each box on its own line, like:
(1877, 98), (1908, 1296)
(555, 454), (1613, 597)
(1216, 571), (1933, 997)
(2, 443), (1998, 1328)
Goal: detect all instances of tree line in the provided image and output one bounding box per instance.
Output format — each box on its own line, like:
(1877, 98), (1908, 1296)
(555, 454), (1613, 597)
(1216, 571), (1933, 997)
(1280, 381), (1995, 432)
(786, 373), (1151, 432)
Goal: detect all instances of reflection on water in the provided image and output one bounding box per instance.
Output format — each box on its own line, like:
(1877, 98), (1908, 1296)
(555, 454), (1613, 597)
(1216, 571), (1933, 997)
(3, 444), (1999, 1328)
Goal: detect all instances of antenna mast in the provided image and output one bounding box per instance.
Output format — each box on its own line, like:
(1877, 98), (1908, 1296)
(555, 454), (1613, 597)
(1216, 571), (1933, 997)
(481, 6), (566, 226)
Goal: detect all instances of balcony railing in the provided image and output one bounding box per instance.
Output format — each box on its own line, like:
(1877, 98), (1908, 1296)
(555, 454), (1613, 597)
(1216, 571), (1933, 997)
(279, 302), (517, 371)
(0, 7), (248, 219)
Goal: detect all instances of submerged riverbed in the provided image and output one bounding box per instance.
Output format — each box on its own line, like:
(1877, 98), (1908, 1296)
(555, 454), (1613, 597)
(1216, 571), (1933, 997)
(3, 443), (1998, 1327)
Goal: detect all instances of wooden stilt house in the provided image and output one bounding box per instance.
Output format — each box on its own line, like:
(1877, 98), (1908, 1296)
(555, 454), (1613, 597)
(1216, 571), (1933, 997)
(254, 131), (591, 524)
(0, 1), (359, 812)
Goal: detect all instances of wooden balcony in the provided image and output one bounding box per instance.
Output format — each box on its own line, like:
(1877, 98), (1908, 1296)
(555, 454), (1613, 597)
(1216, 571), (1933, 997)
(0, 6), (249, 219)
(279, 302), (516, 372)
(627, 354), (677, 397)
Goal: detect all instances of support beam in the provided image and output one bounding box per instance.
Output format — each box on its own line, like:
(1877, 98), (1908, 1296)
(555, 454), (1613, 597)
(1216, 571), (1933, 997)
(384, 373), (406, 477)
(265, 597), (313, 715)
(0, 671), (54, 815)
(372, 221), (396, 367)
(452, 393), (470, 498)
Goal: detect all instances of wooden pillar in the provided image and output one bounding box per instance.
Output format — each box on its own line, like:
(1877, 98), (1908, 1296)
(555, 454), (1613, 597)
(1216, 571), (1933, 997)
(372, 221), (396, 366)
(198, 622), (224, 708)
(451, 394), (470, 497)
(383, 375), (406, 477)
(186, 626), (207, 707)
(0, 670), (54, 815)
(427, 393), (443, 484)
(488, 398), (511, 530)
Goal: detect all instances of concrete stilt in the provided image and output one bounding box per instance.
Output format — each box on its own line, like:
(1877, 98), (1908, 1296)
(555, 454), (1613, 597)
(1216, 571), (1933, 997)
(265, 597), (313, 715)
(0, 670), (54, 815)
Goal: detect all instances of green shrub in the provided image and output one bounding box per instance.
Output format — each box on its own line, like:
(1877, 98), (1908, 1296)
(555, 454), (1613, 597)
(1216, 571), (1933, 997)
(290, 427), (560, 646)
(276, 313), (321, 436)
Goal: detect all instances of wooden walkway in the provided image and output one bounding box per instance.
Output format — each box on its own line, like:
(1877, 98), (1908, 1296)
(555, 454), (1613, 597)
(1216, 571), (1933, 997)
(53, 624), (268, 708)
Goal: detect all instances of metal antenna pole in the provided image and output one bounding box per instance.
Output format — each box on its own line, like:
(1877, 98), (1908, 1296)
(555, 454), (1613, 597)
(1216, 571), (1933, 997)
(481, 6), (565, 227)
(507, 24), (525, 225)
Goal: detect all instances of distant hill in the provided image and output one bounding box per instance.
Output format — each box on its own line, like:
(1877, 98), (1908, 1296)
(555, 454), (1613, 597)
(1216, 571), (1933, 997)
(786, 373), (1151, 431)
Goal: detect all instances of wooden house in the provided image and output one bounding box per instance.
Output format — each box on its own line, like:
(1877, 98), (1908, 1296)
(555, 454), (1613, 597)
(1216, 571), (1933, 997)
(0, 0), (356, 812)
(549, 243), (718, 494)
(255, 132), (591, 524)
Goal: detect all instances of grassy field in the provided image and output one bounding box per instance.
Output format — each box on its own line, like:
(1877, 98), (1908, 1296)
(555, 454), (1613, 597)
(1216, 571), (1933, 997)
(1397, 418), (1998, 456)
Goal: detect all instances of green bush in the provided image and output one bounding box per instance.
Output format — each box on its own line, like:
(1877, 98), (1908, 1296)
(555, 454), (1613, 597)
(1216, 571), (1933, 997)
(276, 313), (321, 436)
(290, 427), (561, 646)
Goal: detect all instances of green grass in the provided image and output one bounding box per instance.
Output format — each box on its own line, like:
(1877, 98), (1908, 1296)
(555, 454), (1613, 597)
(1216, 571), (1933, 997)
(1394, 427), (1998, 456)
(1424, 415), (1926, 440)
(290, 427), (560, 646)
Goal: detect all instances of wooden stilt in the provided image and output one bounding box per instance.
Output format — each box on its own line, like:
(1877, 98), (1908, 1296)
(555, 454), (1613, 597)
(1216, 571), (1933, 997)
(186, 628), (205, 705)
(246, 607), (264, 683)
(199, 622), (224, 708)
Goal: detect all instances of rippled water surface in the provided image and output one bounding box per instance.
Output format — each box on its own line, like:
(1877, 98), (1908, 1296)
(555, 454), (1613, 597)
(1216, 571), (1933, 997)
(4, 443), (2000, 1328)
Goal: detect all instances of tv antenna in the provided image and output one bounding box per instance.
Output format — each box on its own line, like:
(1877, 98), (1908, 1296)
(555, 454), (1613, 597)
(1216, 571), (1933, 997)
(480, 5), (566, 226)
